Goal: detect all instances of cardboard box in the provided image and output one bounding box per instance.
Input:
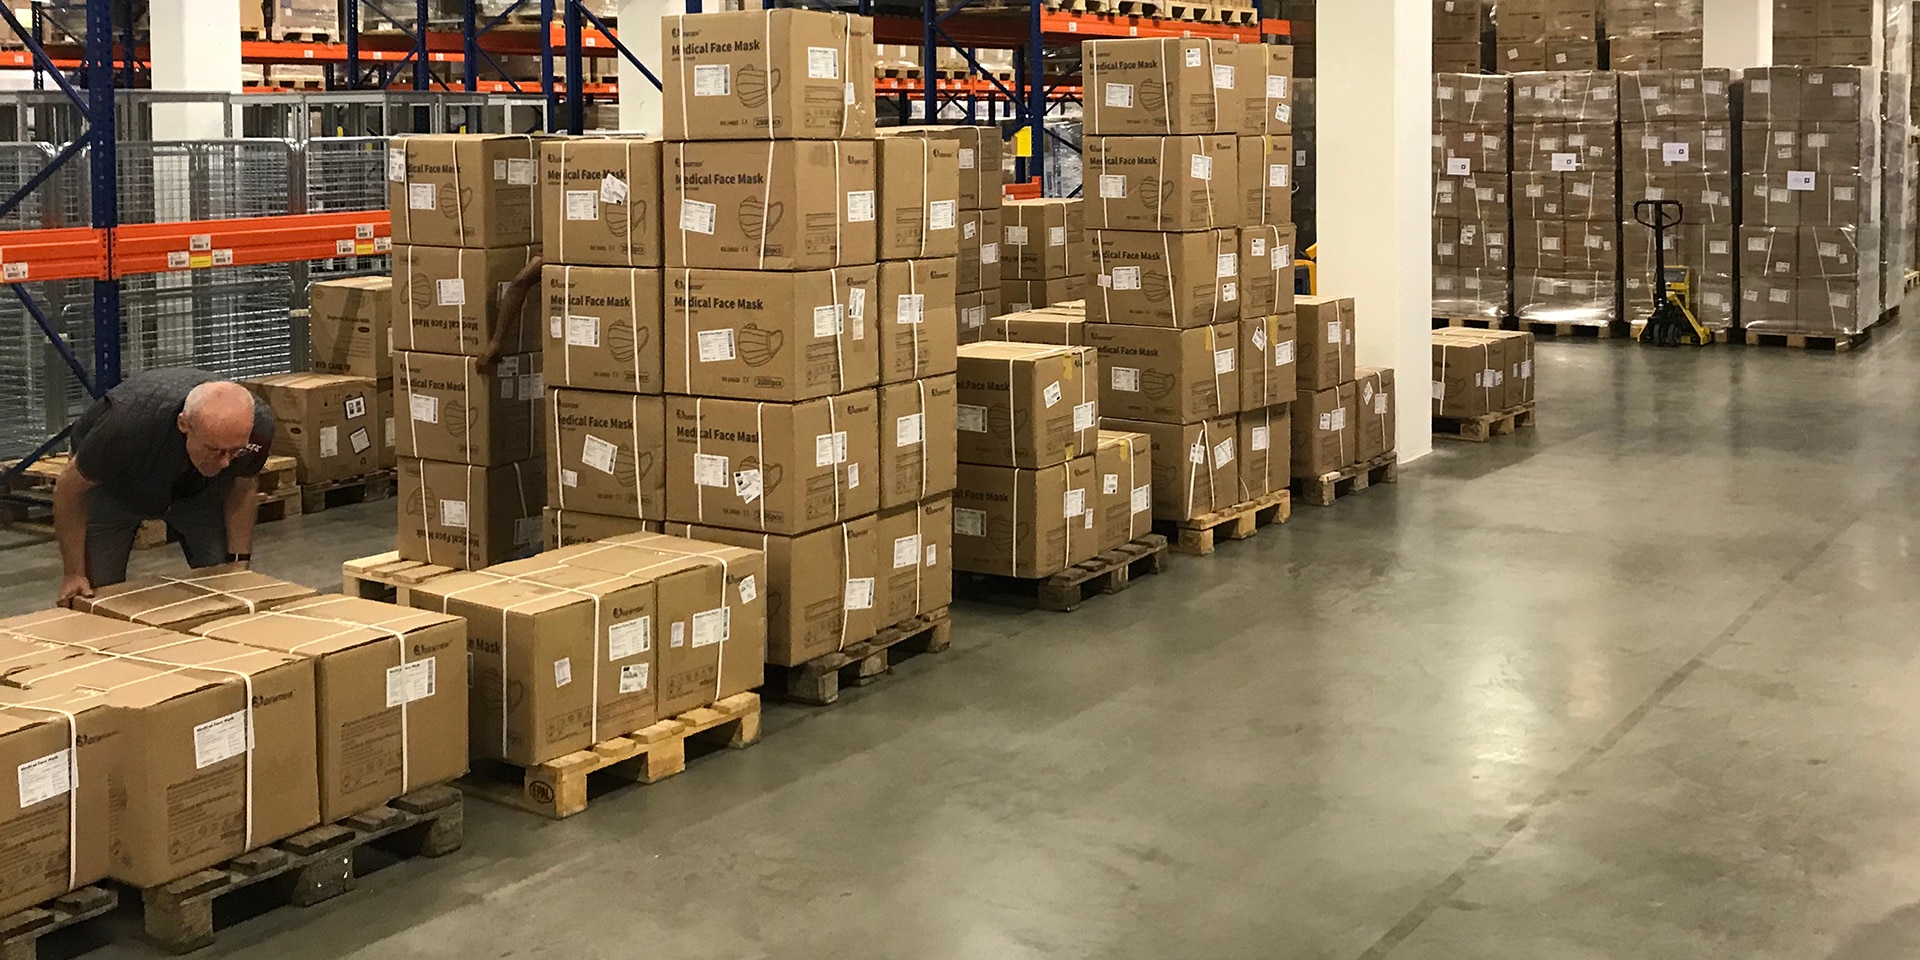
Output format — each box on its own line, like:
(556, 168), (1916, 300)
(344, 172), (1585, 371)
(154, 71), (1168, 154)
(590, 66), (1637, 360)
(957, 207), (1003, 293)
(1087, 228), (1241, 328)
(1002, 198), (1084, 281)
(72, 567), (316, 632)
(1084, 321), (1240, 423)
(548, 388), (666, 520)
(1434, 73), (1511, 125)
(388, 134), (541, 249)
(1236, 43), (1294, 135)
(661, 9), (875, 141)
(1430, 333), (1501, 417)
(541, 265), (664, 394)
(1741, 67), (1867, 123)
(194, 595), (467, 822)
(1294, 295), (1356, 390)
(1240, 314), (1298, 411)
(309, 276), (392, 380)
(1104, 416), (1239, 521)
(1001, 276), (1087, 312)
(1511, 70), (1618, 123)
(396, 351), (540, 465)
(951, 457), (1100, 577)
(878, 258), (959, 383)
(984, 310), (1086, 345)
(1433, 41), (1484, 74)
(1618, 70), (1734, 123)
(664, 391), (877, 535)
(244, 373), (384, 483)
(888, 125), (1004, 210)
(1083, 135), (1240, 232)
(0, 641), (119, 914)
(1236, 135), (1292, 226)
(872, 497), (952, 628)
(543, 507), (661, 549)
(392, 244), (542, 357)
(875, 134), (962, 260)
(656, 521), (866, 667)
(879, 375), (958, 509)
(1083, 37), (1244, 136)
(1236, 405), (1287, 500)
(397, 457), (545, 569)
(954, 342), (1097, 468)
(1239, 224), (1297, 320)
(1353, 367), (1396, 463)
(665, 266), (879, 400)
(541, 137), (663, 267)
(1290, 383), (1356, 478)
(1093, 429), (1152, 551)
(957, 289), (1001, 344)
(666, 139), (878, 271)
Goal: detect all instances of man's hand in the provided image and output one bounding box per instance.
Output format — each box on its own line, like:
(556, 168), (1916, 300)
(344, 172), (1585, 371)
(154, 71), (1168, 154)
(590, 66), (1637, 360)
(475, 345), (503, 376)
(58, 572), (93, 605)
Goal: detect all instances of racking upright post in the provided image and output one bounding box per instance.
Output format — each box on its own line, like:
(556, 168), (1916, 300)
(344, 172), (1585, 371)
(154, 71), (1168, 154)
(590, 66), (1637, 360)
(86, 0), (120, 392)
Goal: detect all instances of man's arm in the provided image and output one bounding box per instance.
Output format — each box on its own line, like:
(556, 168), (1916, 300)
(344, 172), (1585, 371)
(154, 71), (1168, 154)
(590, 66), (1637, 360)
(53, 461), (97, 602)
(222, 476), (258, 567)
(479, 255), (544, 373)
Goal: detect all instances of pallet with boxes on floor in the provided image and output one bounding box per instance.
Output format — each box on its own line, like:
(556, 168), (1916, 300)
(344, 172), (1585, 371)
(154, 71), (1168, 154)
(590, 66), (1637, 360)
(1432, 326), (1538, 442)
(1511, 70), (1625, 337)
(1433, 73), (1514, 329)
(1617, 68), (1737, 341)
(0, 452), (301, 549)
(1074, 33), (1301, 554)
(1288, 296), (1403, 507)
(1, 570), (471, 954)
(302, 274), (403, 512)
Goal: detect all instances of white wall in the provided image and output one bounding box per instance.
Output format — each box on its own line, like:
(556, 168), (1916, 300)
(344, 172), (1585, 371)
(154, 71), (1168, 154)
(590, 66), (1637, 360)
(1703, 0), (1773, 69)
(618, 0), (684, 133)
(149, 0), (241, 140)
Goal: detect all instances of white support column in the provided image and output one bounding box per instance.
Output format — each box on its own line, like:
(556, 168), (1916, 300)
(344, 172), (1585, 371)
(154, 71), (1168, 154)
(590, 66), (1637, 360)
(1703, 0), (1772, 69)
(148, 0), (242, 140)
(1315, 0), (1434, 463)
(619, 0), (685, 133)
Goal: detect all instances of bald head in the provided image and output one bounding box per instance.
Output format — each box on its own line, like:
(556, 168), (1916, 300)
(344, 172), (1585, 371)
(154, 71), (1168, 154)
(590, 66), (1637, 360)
(179, 381), (256, 476)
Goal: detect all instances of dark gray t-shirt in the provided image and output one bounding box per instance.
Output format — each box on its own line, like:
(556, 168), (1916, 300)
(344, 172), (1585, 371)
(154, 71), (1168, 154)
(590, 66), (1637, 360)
(71, 368), (276, 517)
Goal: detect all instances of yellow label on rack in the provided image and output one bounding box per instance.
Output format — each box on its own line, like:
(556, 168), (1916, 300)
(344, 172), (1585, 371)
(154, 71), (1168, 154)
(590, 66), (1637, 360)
(355, 241), (377, 255)
(189, 253), (213, 269)
(1013, 127), (1033, 158)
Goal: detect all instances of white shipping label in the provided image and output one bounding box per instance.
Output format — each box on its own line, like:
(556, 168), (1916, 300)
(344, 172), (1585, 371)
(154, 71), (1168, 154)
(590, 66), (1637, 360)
(1112, 366), (1142, 392)
(691, 607), (730, 647)
(733, 468), (763, 504)
(1663, 143), (1690, 163)
(385, 659), (436, 708)
(807, 46), (841, 79)
(1073, 401), (1097, 432)
(1327, 321), (1342, 344)
(1213, 348), (1236, 374)
(561, 468), (579, 488)
(435, 278), (465, 306)
(815, 431), (849, 467)
(439, 498), (468, 528)
(492, 159), (507, 181)
(554, 658), (573, 688)
(386, 417), (395, 445)
(1446, 158), (1471, 177)
(1550, 153), (1579, 171)
(1005, 225), (1031, 245)
(1131, 484), (1152, 514)
(1185, 48), (1203, 67)
(1112, 266), (1142, 290)
(618, 664), (649, 694)
(387, 147), (407, 182)
(566, 189), (599, 221)
(1189, 441), (1207, 465)
(609, 617), (651, 660)
(680, 199), (718, 234)
(925, 545), (937, 567)
(981, 242), (1000, 264)
(846, 190), (876, 222)
(599, 174), (627, 204)
(962, 305), (985, 329)
(1049, 226), (1067, 247)
(343, 395), (367, 420)
(1251, 238), (1267, 258)
(1818, 242), (1841, 258)
(895, 295), (925, 325)
(550, 315), (563, 339)
(520, 374), (542, 401)
(1710, 240), (1730, 256)
(1376, 395), (1389, 415)
(1252, 327), (1268, 351)
(1217, 253), (1238, 278)
(954, 507), (985, 536)
(670, 622), (685, 648)
(1787, 170), (1816, 192)
(847, 286), (867, 321)
(1190, 153), (1214, 181)
(844, 578), (875, 611)
(929, 200), (957, 231)
(1104, 82), (1135, 107)
(693, 453), (730, 487)
(738, 574), (757, 604)
(407, 182), (437, 210)
(896, 413), (925, 446)
(16, 750), (71, 807)
(893, 535), (920, 569)
(1103, 474), (1120, 495)
(580, 434), (619, 474)
(409, 393), (439, 423)
(697, 328), (736, 362)
(319, 426), (339, 459)
(1212, 439), (1235, 467)
(507, 158), (536, 185)
(1063, 488), (1086, 519)
(1251, 426), (1270, 451)
(567, 314), (601, 347)
(1268, 75), (1286, 98)
(1099, 174), (1128, 198)
(963, 221), (977, 240)
(1273, 246), (1287, 270)
(192, 711), (250, 770)
(350, 428), (372, 454)
(1212, 63), (1235, 89)
(813, 304), (845, 337)
(956, 403), (988, 432)
(500, 377), (515, 400)
(693, 63), (730, 96)
(1329, 408), (1347, 430)
(1043, 382), (1063, 408)
(959, 147), (976, 170)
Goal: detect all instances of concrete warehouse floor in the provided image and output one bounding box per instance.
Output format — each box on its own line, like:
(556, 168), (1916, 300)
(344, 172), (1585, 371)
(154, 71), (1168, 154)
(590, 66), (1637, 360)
(5, 317), (1920, 960)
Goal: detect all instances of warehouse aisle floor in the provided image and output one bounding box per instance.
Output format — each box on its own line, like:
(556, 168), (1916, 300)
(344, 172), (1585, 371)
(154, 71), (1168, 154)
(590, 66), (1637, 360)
(8, 315), (1920, 960)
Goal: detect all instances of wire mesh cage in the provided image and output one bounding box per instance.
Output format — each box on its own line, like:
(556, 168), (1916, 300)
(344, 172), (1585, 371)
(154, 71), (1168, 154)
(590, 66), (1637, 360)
(116, 139), (294, 224)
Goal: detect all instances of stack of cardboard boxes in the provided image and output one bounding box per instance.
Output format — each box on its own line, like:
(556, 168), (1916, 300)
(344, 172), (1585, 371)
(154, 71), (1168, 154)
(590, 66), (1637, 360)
(1512, 71), (1622, 326)
(1606, 0), (1705, 69)
(1771, 0), (1880, 67)
(1619, 70), (1737, 331)
(1435, 0), (1487, 74)
(388, 133), (547, 570)
(1433, 73), (1513, 323)
(1000, 198), (1086, 313)
(1289, 295), (1391, 482)
(1432, 327), (1537, 419)
(1738, 66), (1884, 335)
(537, 134), (669, 548)
(897, 126), (1004, 344)
(1496, 0), (1601, 73)
(250, 275), (397, 488)
(1294, 78), (1318, 246)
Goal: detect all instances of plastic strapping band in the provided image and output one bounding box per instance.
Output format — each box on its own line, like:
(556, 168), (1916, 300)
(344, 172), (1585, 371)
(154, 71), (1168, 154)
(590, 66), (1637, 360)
(1159, 41), (1173, 135)
(762, 10), (774, 134)
(1005, 357), (1017, 464)
(1155, 137), (1166, 229)
(0, 701), (79, 891)
(827, 400), (842, 522)
(755, 402), (767, 531)
(1197, 136), (1214, 228)
(758, 141), (774, 269)
(1097, 235), (1112, 320)
(553, 393), (567, 510)
(831, 267), (846, 389)
(628, 268), (641, 387)
(631, 394), (644, 519)
(563, 265), (574, 384)
(916, 379), (929, 497)
(461, 357), (474, 466)
(681, 267), (695, 389)
(671, 15), (688, 139)
(558, 142), (569, 264)
(838, 523), (851, 651)
(919, 140), (931, 258)
(1162, 232), (1179, 327)
(625, 140), (637, 263)
(463, 468), (474, 568)
(404, 246), (418, 350)
(694, 397), (706, 522)
(908, 263), (921, 378)
(113, 570), (263, 623)
(451, 141), (467, 249)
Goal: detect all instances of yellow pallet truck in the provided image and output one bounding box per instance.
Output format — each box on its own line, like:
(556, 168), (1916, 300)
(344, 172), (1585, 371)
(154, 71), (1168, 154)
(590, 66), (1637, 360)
(1634, 199), (1713, 347)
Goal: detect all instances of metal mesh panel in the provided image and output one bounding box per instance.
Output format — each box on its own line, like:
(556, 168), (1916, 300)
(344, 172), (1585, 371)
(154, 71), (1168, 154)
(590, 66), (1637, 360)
(0, 280), (92, 458)
(120, 266), (297, 382)
(116, 140), (294, 225)
(0, 141), (87, 229)
(305, 136), (388, 213)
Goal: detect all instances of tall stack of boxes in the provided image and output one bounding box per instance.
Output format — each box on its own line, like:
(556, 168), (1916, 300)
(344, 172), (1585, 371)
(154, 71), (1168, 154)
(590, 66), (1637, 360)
(1619, 70), (1736, 331)
(1234, 40), (1300, 507)
(1738, 66), (1884, 334)
(655, 10), (949, 667)
(308, 275), (399, 473)
(1886, 2), (1916, 307)
(1606, 0), (1705, 69)
(895, 126), (1004, 345)
(1512, 71), (1622, 326)
(1433, 73), (1513, 322)
(538, 134), (667, 547)
(1294, 78), (1318, 245)
(1079, 36), (1259, 523)
(1000, 198), (1086, 313)
(1290, 295), (1364, 483)
(1772, 0), (1880, 67)
(1435, 0), (1486, 74)
(1496, 0), (1601, 73)
(388, 134), (547, 569)
(260, 274), (399, 485)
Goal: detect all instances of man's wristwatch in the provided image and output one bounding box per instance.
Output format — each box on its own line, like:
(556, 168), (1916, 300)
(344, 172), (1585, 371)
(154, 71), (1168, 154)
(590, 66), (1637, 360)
(226, 552), (251, 563)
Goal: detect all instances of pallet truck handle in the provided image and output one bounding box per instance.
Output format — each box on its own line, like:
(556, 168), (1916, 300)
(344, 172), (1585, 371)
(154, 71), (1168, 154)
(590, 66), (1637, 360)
(1634, 198), (1684, 230)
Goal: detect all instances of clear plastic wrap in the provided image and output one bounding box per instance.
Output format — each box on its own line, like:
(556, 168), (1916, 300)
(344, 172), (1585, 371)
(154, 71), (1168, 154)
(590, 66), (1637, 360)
(1510, 72), (1620, 325)
(1294, 78), (1318, 247)
(1495, 0), (1599, 73)
(1604, 0), (1704, 70)
(1434, 0), (1486, 74)
(1617, 69), (1736, 330)
(1882, 0), (1915, 309)
(1433, 74), (1512, 321)
(1738, 66), (1884, 335)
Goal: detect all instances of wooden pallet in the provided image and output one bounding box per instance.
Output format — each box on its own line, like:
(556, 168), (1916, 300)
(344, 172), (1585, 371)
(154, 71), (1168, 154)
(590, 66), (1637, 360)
(1291, 453), (1400, 507)
(3, 453), (295, 496)
(1165, 1), (1209, 20)
(0, 886), (117, 960)
(1109, 0), (1162, 15)
(879, 65), (923, 79)
(1433, 316), (1506, 330)
(1215, 5), (1258, 23)
(301, 469), (396, 514)
(1625, 323), (1726, 345)
(341, 550), (457, 605)
(239, 27), (269, 40)
(460, 693), (761, 819)
(765, 610), (954, 706)
(272, 30), (334, 43)
(1728, 328), (1870, 352)
(1159, 489), (1290, 556)
(2, 454), (299, 547)
(138, 787), (462, 955)
(953, 534), (1171, 612)
(1522, 320), (1624, 339)
(1434, 401), (1537, 442)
